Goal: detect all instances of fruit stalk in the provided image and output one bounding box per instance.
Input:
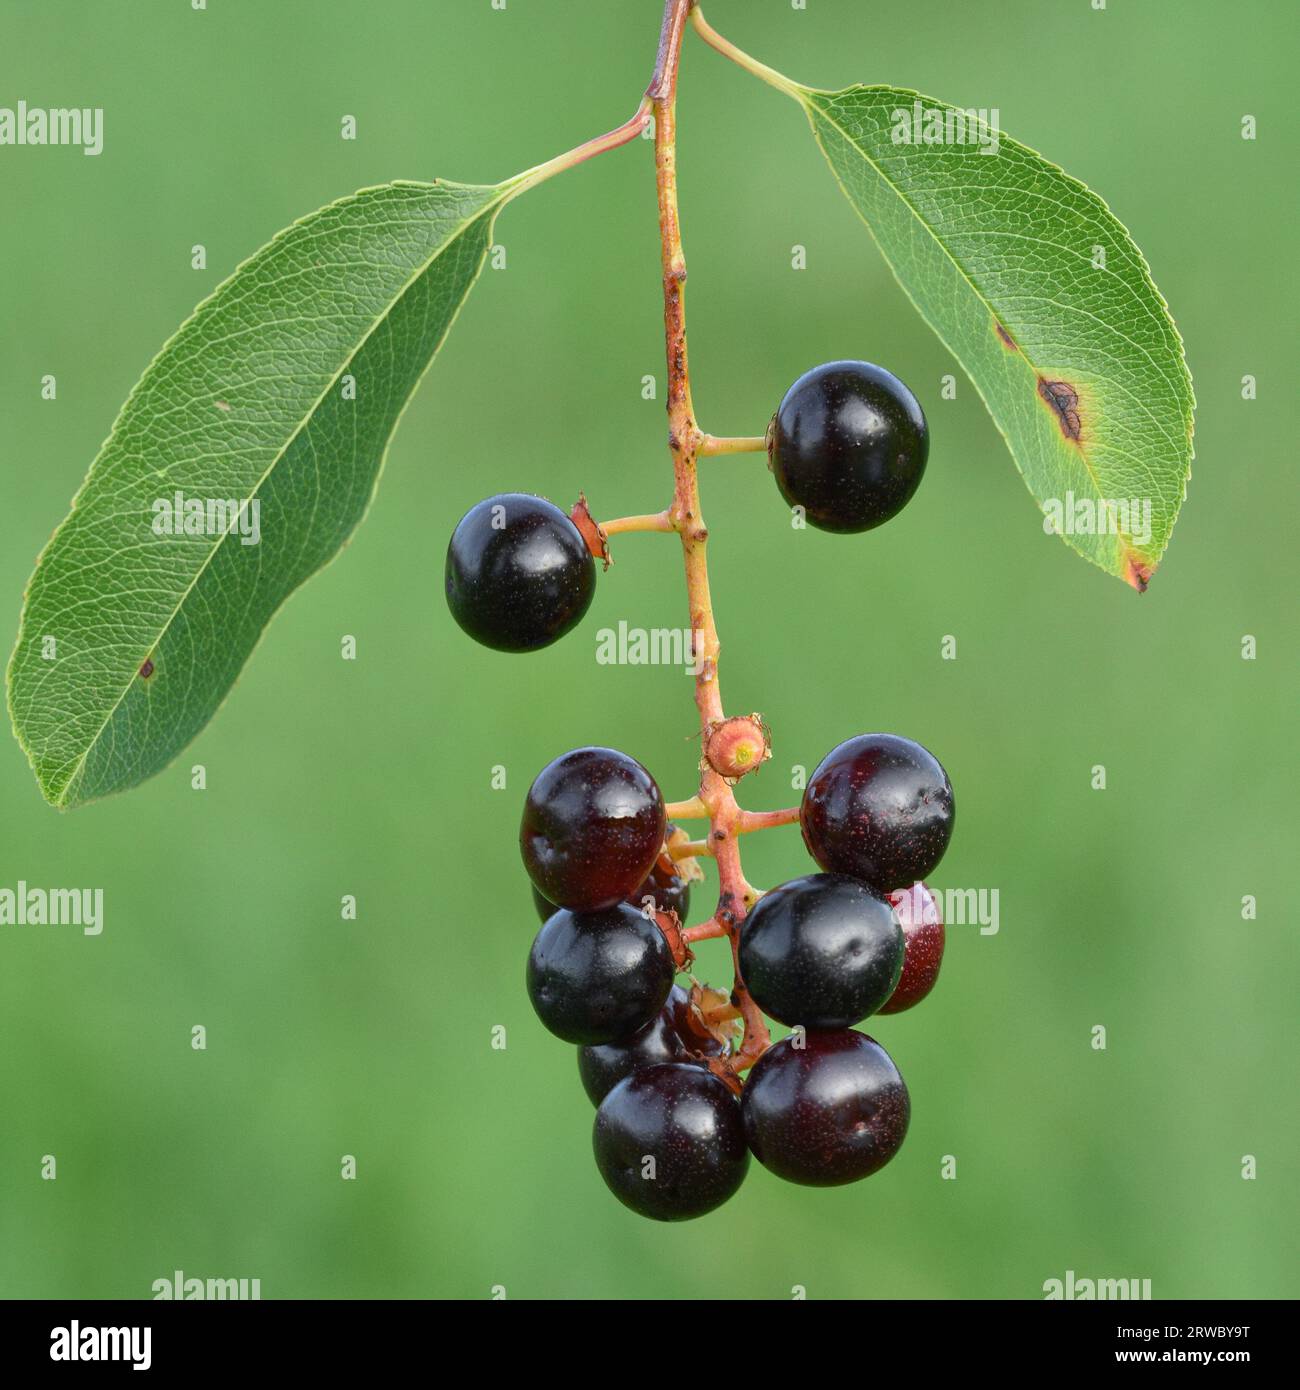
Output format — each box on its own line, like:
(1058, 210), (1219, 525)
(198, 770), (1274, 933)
(699, 434), (766, 456)
(736, 806), (800, 834)
(599, 510), (674, 536)
(649, 0), (770, 1082)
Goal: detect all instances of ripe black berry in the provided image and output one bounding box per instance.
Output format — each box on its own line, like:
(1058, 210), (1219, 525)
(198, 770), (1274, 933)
(738, 873), (903, 1029)
(767, 361), (928, 533)
(742, 1030), (909, 1186)
(801, 733), (954, 891)
(577, 984), (725, 1106)
(526, 903), (674, 1045)
(593, 1063), (749, 1220)
(879, 881), (945, 1014)
(445, 492), (595, 652)
(521, 747), (666, 911)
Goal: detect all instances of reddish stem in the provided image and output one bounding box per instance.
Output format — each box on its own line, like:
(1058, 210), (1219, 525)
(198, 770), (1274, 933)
(649, 0), (770, 1079)
(682, 917), (727, 945)
(736, 806), (800, 834)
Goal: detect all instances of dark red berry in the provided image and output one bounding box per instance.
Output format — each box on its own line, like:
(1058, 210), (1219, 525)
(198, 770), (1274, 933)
(521, 747), (666, 911)
(445, 492), (595, 652)
(532, 850), (691, 925)
(593, 1063), (749, 1221)
(879, 882), (945, 1013)
(577, 984), (726, 1106)
(738, 873), (903, 1029)
(742, 1030), (909, 1186)
(800, 733), (954, 892)
(526, 903), (674, 1046)
(767, 361), (928, 533)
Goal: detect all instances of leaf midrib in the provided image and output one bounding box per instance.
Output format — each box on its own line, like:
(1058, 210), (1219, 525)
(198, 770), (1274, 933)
(50, 184), (508, 805)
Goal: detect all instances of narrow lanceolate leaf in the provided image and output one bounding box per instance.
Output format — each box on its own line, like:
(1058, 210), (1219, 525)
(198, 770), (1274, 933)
(9, 178), (513, 807)
(799, 85), (1194, 587)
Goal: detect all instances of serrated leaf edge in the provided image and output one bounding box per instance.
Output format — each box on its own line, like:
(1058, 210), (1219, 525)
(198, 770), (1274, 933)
(8, 178), (515, 808)
(799, 84), (1196, 586)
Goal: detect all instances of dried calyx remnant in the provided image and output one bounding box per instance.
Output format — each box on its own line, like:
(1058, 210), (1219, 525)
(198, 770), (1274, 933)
(705, 715), (771, 782)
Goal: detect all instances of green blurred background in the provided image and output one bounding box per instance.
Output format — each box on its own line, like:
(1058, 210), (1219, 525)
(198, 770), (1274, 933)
(0, 0), (1295, 1299)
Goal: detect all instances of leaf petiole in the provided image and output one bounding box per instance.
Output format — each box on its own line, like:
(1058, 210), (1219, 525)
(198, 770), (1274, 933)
(690, 7), (807, 99)
(507, 99), (652, 199)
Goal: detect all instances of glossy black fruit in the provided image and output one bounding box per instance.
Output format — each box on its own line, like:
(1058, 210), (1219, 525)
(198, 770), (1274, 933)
(577, 984), (725, 1106)
(742, 1030), (909, 1186)
(879, 881), (945, 1014)
(521, 747), (666, 911)
(738, 873), (903, 1029)
(593, 1063), (749, 1220)
(767, 361), (928, 533)
(445, 492), (595, 652)
(526, 904), (674, 1045)
(801, 733), (954, 891)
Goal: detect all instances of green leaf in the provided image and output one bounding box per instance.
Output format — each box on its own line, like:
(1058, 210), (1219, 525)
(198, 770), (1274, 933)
(8, 177), (513, 808)
(799, 85), (1194, 587)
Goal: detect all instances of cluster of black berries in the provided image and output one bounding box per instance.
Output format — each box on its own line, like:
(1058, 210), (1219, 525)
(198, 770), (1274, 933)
(444, 362), (952, 1221)
(513, 735), (952, 1220)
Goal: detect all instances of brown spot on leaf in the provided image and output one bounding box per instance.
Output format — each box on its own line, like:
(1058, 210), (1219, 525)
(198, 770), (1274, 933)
(1122, 552), (1152, 593)
(995, 321), (1019, 352)
(1037, 378), (1083, 443)
(214, 400), (231, 412)
(139, 658), (155, 679)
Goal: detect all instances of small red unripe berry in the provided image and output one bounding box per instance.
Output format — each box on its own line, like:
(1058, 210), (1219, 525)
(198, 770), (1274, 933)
(705, 714), (770, 781)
